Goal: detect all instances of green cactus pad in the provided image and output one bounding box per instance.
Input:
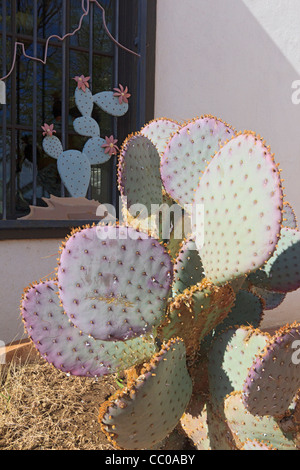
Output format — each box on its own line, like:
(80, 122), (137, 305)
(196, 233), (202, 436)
(57, 150), (91, 198)
(282, 202), (298, 229)
(118, 134), (163, 215)
(172, 236), (205, 297)
(73, 116), (100, 137)
(93, 91), (129, 117)
(158, 280), (235, 358)
(21, 280), (157, 377)
(160, 115), (236, 209)
(75, 87), (93, 116)
(248, 228), (300, 293)
(122, 191), (188, 242)
(83, 137), (111, 165)
(208, 327), (270, 408)
(99, 338), (193, 450)
(140, 118), (181, 155)
(58, 224), (173, 341)
(161, 192), (192, 261)
(212, 290), (265, 337)
(242, 322), (300, 417)
(206, 402), (236, 450)
(42, 135), (63, 160)
(164, 217), (188, 262)
(193, 132), (283, 286)
(224, 392), (297, 450)
(180, 399), (211, 450)
(240, 439), (277, 450)
(184, 392), (235, 450)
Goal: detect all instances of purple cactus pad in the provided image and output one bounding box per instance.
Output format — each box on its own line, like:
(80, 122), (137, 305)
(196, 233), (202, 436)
(57, 224), (173, 341)
(21, 279), (157, 377)
(242, 323), (300, 417)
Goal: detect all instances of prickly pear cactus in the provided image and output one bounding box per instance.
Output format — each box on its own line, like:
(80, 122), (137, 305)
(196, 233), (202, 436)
(21, 113), (300, 450)
(224, 392), (297, 450)
(248, 227), (300, 293)
(172, 236), (205, 296)
(140, 118), (181, 155)
(192, 131), (284, 286)
(41, 77), (130, 198)
(160, 115), (236, 209)
(21, 279), (157, 376)
(57, 224), (173, 341)
(242, 322), (300, 418)
(99, 338), (192, 450)
(118, 133), (163, 214)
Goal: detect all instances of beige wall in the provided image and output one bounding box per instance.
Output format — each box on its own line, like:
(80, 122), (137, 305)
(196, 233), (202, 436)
(0, 239), (61, 344)
(155, 0), (300, 329)
(155, 0), (300, 210)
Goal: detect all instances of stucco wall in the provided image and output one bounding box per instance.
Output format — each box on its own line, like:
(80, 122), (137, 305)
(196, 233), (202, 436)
(0, 239), (61, 344)
(155, 0), (300, 329)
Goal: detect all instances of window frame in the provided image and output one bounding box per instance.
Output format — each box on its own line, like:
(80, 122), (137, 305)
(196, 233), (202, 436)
(0, 0), (157, 239)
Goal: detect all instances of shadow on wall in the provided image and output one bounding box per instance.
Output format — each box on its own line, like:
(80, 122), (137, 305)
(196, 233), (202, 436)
(155, 0), (300, 329)
(155, 0), (300, 212)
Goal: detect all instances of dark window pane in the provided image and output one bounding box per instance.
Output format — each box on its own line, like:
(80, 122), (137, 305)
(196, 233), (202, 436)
(15, 0), (35, 36)
(69, 49), (89, 83)
(0, 131), (11, 217)
(92, 54), (114, 138)
(18, 132), (61, 212)
(69, 0), (90, 50)
(93, 0), (114, 56)
(15, 44), (34, 126)
(0, 0), (149, 221)
(14, 0), (62, 37)
(38, 45), (63, 126)
(38, 0), (63, 40)
(0, 37), (12, 123)
(0, 2), (11, 34)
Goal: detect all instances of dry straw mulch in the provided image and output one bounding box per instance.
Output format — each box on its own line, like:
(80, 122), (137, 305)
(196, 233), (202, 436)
(0, 348), (190, 451)
(0, 354), (118, 450)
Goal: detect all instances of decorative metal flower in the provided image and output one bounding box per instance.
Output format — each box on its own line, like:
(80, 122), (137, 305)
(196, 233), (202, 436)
(113, 84), (131, 104)
(73, 75), (90, 92)
(102, 135), (119, 156)
(41, 123), (56, 137)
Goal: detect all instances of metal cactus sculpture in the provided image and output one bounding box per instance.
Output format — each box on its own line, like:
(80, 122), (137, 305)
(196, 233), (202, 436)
(41, 77), (130, 198)
(21, 114), (300, 450)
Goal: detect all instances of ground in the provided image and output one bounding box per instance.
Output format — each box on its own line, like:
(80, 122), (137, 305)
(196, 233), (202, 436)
(0, 347), (193, 451)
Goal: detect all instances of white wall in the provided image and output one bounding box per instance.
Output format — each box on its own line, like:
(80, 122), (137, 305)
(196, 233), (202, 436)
(155, 0), (300, 329)
(0, 239), (61, 344)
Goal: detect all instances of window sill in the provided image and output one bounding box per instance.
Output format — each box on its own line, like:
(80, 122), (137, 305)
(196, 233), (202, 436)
(0, 220), (100, 240)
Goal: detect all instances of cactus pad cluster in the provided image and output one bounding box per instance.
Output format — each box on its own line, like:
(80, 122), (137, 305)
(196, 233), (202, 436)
(42, 79), (129, 198)
(21, 112), (300, 450)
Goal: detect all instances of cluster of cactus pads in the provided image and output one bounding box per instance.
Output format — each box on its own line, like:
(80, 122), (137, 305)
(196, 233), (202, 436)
(42, 79), (129, 198)
(21, 114), (300, 450)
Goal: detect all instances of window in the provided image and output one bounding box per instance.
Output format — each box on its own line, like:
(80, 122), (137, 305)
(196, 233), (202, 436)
(0, 0), (156, 234)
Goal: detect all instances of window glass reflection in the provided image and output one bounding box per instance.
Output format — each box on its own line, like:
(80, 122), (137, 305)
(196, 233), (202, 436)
(0, 0), (115, 219)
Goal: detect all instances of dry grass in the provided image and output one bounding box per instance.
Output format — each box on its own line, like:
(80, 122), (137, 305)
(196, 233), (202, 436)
(0, 353), (118, 450)
(0, 350), (191, 451)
